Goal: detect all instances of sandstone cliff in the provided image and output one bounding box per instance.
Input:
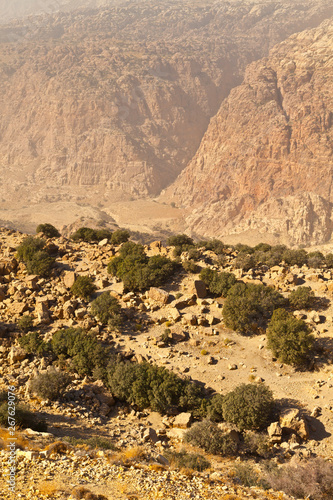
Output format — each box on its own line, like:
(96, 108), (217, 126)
(0, 0), (332, 215)
(167, 18), (333, 246)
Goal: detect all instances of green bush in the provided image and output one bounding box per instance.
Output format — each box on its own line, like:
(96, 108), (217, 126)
(282, 248), (308, 267)
(167, 234), (194, 248)
(70, 227), (98, 242)
(307, 251), (325, 269)
(234, 254), (255, 271)
(182, 259), (199, 274)
(18, 332), (51, 356)
(222, 282), (286, 334)
(110, 229), (130, 245)
(36, 223), (60, 238)
(197, 239), (224, 254)
(16, 237), (54, 277)
(90, 292), (122, 328)
(205, 393), (224, 422)
(267, 309), (314, 365)
(30, 371), (71, 400)
(51, 328), (106, 376)
(106, 361), (204, 414)
(325, 253), (333, 268)
(200, 268), (237, 297)
(70, 276), (96, 299)
(165, 450), (211, 471)
(184, 419), (238, 455)
(222, 383), (274, 431)
(17, 315), (33, 332)
(108, 242), (177, 291)
(234, 244), (254, 254)
(253, 243), (272, 253)
(289, 286), (315, 310)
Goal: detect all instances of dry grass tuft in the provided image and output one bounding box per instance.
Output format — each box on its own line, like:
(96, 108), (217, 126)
(0, 427), (29, 450)
(45, 440), (70, 456)
(109, 446), (146, 467)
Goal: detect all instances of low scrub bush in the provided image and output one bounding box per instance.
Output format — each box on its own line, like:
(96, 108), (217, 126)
(222, 282), (286, 334)
(234, 254), (255, 272)
(233, 462), (268, 489)
(307, 251), (325, 269)
(90, 292), (122, 328)
(108, 242), (177, 291)
(205, 393), (224, 422)
(288, 286), (315, 310)
(30, 371), (71, 400)
(282, 248), (308, 267)
(19, 332), (51, 356)
(70, 276), (96, 299)
(17, 315), (34, 332)
(267, 308), (314, 366)
(242, 431), (271, 457)
(200, 268), (237, 297)
(110, 229), (130, 245)
(182, 259), (199, 274)
(196, 239), (225, 255)
(51, 328), (106, 376)
(265, 457), (333, 500)
(106, 361), (204, 415)
(63, 435), (117, 451)
(185, 419), (238, 455)
(325, 253), (333, 268)
(222, 383), (274, 431)
(36, 223), (60, 238)
(16, 237), (54, 277)
(165, 450), (211, 471)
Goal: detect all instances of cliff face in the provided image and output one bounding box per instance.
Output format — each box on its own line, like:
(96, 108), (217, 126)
(167, 19), (333, 245)
(0, 0), (332, 210)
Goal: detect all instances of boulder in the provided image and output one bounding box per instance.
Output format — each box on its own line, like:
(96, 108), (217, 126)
(63, 271), (76, 289)
(173, 412), (192, 429)
(143, 427), (158, 443)
(148, 287), (169, 305)
(173, 294), (197, 309)
(9, 346), (26, 364)
(35, 301), (51, 324)
(183, 313), (197, 325)
(192, 280), (207, 298)
(267, 422), (283, 443)
(279, 408), (310, 441)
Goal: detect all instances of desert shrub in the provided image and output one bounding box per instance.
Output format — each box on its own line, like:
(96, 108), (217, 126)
(18, 332), (51, 356)
(200, 268), (237, 297)
(62, 435), (117, 451)
(234, 253), (255, 271)
(106, 361), (204, 414)
(51, 328), (106, 376)
(222, 383), (274, 431)
(72, 487), (108, 500)
(0, 400), (47, 431)
(182, 259), (199, 273)
(242, 431), (271, 457)
(222, 282), (286, 334)
(253, 243), (272, 253)
(30, 371), (71, 400)
(16, 237), (54, 277)
(107, 242), (177, 291)
(266, 308), (314, 366)
(307, 251), (325, 269)
(187, 247), (200, 261)
(165, 450), (211, 471)
(90, 293), (122, 328)
(110, 229), (130, 245)
(282, 248), (308, 267)
(205, 393), (224, 422)
(289, 286), (315, 310)
(70, 276), (96, 299)
(234, 243), (254, 254)
(265, 457), (333, 500)
(233, 462), (268, 488)
(17, 315), (33, 332)
(185, 419), (238, 456)
(36, 223), (60, 238)
(94, 229), (112, 241)
(70, 227), (98, 242)
(325, 253), (333, 268)
(197, 239), (225, 254)
(167, 234), (194, 248)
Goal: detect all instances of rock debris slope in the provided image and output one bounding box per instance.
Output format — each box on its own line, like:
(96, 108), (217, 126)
(167, 19), (333, 246)
(0, 0), (332, 212)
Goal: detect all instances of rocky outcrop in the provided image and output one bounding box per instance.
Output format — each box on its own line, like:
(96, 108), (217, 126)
(167, 19), (333, 246)
(0, 0), (332, 221)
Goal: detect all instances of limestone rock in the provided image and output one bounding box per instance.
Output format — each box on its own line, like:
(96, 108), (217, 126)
(173, 412), (192, 429)
(148, 287), (169, 305)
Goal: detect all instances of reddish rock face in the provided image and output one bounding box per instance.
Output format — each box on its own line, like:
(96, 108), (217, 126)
(168, 19), (333, 246)
(0, 0), (332, 220)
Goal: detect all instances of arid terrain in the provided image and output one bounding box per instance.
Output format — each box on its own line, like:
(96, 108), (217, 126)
(0, 227), (333, 499)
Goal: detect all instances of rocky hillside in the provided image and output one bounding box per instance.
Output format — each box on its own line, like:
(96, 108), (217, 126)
(1, 227), (333, 498)
(166, 18), (333, 246)
(0, 0), (332, 215)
